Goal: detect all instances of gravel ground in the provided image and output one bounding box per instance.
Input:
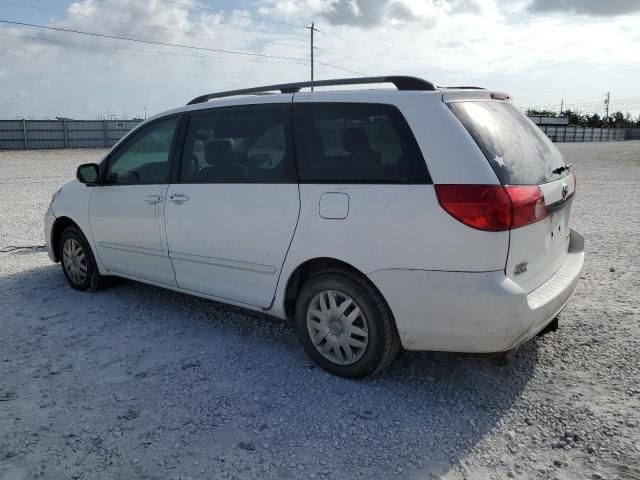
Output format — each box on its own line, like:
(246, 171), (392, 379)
(0, 143), (639, 480)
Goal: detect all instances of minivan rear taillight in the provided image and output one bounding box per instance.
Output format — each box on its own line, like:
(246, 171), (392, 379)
(435, 184), (546, 232)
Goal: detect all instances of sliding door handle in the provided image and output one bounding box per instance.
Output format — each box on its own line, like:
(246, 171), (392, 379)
(168, 193), (190, 204)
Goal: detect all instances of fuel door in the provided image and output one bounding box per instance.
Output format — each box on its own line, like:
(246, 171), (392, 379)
(319, 192), (349, 220)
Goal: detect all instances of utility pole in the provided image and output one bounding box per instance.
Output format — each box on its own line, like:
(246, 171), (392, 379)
(604, 92), (610, 124)
(559, 99), (563, 116)
(306, 22), (317, 90)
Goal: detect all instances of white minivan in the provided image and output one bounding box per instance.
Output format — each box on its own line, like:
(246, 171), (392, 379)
(45, 76), (584, 378)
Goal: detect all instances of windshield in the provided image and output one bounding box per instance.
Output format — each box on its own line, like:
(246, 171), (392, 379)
(449, 101), (569, 185)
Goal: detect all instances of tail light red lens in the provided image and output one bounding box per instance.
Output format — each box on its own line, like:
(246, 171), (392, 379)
(504, 185), (547, 229)
(435, 184), (546, 232)
(434, 185), (511, 231)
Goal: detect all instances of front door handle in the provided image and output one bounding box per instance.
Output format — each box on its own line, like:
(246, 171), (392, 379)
(144, 194), (163, 205)
(169, 193), (190, 204)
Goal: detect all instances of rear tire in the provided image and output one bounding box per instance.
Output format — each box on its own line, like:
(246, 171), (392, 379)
(294, 268), (400, 378)
(59, 226), (107, 291)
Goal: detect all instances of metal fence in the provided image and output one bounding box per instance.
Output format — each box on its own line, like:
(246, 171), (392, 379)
(0, 119), (141, 150)
(626, 128), (640, 140)
(0, 119), (636, 150)
(538, 125), (625, 142)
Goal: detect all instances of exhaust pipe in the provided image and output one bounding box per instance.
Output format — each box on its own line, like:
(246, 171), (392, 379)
(487, 317), (560, 366)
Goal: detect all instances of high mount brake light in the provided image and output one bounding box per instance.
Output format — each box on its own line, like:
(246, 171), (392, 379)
(435, 184), (546, 232)
(490, 92), (510, 101)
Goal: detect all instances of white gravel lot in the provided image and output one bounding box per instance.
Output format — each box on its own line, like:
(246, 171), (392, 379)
(0, 143), (639, 480)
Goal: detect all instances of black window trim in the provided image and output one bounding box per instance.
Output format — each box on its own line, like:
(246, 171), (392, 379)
(292, 101), (433, 185)
(175, 103), (297, 185)
(99, 101), (434, 186)
(99, 112), (184, 186)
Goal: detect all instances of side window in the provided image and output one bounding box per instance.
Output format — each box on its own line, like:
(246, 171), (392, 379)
(294, 103), (431, 183)
(180, 105), (294, 183)
(105, 116), (178, 185)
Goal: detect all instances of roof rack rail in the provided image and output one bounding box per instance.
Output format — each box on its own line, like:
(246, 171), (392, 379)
(186, 76), (436, 105)
(444, 86), (486, 90)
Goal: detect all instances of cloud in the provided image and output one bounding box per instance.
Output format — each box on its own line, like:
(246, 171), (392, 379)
(0, 0), (309, 118)
(529, 0), (640, 16)
(322, 0), (386, 27)
(1, 0), (640, 120)
(451, 0), (496, 15)
(259, 0), (456, 27)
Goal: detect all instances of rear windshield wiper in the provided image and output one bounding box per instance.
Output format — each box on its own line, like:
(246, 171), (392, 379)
(552, 163), (572, 175)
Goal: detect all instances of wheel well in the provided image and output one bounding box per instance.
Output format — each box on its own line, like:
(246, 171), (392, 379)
(283, 257), (390, 320)
(50, 216), (79, 262)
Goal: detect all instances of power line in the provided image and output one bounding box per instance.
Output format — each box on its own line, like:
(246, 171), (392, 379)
(315, 60), (369, 77)
(0, 30), (308, 114)
(0, 0), (307, 50)
(1, 31), (366, 88)
(314, 27), (468, 83)
(313, 27), (582, 98)
(568, 97), (640, 107)
(525, 97), (640, 112)
(159, 0), (308, 29)
(0, 32), (308, 68)
(314, 46), (382, 73)
(0, 28), (420, 79)
(0, 28), (384, 80)
(0, 19), (308, 61)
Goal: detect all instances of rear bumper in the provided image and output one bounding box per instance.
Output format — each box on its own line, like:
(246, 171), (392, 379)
(368, 229), (585, 353)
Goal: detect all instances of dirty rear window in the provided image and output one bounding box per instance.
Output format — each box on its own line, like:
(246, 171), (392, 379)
(449, 101), (570, 185)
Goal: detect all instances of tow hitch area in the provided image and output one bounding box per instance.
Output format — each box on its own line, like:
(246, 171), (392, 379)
(487, 348), (517, 366)
(537, 317), (559, 338)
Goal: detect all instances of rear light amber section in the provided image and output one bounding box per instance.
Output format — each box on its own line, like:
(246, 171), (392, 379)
(435, 184), (546, 232)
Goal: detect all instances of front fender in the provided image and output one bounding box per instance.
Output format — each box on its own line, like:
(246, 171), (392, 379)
(50, 181), (105, 274)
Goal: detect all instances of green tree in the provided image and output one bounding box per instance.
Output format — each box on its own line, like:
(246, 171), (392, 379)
(586, 113), (601, 127)
(525, 109), (558, 117)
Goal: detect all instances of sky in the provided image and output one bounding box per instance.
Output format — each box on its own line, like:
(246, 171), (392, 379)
(0, 0), (639, 119)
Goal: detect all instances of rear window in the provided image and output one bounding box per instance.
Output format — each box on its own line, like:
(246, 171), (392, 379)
(449, 101), (569, 185)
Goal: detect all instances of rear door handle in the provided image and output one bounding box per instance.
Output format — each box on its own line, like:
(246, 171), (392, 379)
(144, 194), (163, 204)
(169, 193), (190, 204)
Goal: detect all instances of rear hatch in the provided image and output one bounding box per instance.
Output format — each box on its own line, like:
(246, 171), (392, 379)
(448, 97), (575, 293)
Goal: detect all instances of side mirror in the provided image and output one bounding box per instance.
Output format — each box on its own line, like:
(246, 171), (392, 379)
(76, 163), (100, 185)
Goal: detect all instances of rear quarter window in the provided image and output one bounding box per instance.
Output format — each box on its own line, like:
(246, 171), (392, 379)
(294, 102), (431, 184)
(449, 101), (569, 185)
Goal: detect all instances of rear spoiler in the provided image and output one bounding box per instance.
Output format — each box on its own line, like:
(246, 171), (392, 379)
(441, 90), (512, 103)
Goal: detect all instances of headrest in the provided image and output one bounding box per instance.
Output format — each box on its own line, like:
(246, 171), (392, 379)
(342, 127), (371, 153)
(204, 140), (233, 166)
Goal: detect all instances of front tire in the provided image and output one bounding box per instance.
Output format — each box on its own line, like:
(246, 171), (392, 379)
(294, 268), (400, 378)
(59, 226), (106, 291)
